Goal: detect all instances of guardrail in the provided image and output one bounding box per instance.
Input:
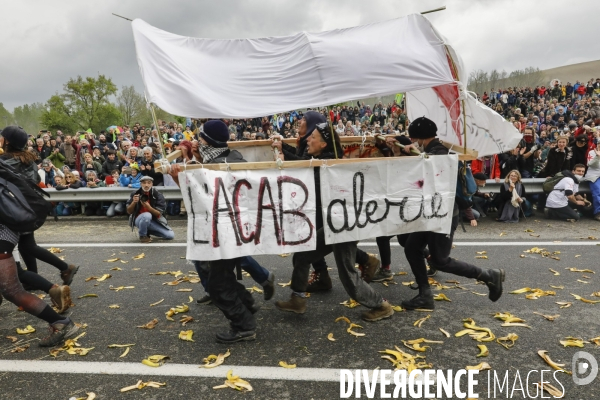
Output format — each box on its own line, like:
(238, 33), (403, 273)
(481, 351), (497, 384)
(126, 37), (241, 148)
(43, 178), (591, 202)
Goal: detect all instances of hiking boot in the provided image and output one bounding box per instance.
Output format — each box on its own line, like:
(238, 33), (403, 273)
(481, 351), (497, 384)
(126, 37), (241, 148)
(215, 329), (256, 344)
(60, 264), (79, 286)
(49, 285), (71, 314)
(196, 294), (212, 305)
(401, 286), (435, 310)
(306, 270), (332, 292)
(362, 300), (394, 322)
(275, 293), (307, 314)
(359, 254), (380, 283)
(140, 236), (152, 243)
(39, 319), (79, 347)
(371, 268), (394, 282)
(480, 269), (505, 302)
(263, 272), (275, 301)
(248, 303), (261, 314)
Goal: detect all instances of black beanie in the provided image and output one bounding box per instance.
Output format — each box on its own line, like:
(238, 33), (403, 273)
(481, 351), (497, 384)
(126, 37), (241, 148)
(408, 117), (437, 139)
(0, 126), (28, 150)
(200, 120), (229, 148)
(304, 111), (327, 137)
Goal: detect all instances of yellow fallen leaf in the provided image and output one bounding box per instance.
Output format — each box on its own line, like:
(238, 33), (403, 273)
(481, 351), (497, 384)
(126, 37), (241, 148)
(108, 344), (135, 348)
(48, 247), (63, 253)
(549, 285), (564, 289)
(202, 349), (230, 368)
(335, 316), (351, 324)
(180, 315), (194, 326)
(391, 305), (404, 312)
(96, 274), (111, 282)
(279, 361), (296, 369)
(499, 232), (506, 236)
(494, 312), (526, 323)
(567, 268), (595, 273)
(589, 336), (600, 346)
(150, 299), (164, 307)
(549, 268), (560, 276)
(120, 260), (129, 264)
(476, 251), (487, 255)
(413, 315), (431, 328)
(327, 333), (336, 342)
(496, 333), (518, 349)
(279, 253), (290, 257)
(11, 344), (30, 353)
(536, 382), (564, 398)
(179, 330), (194, 342)
(475, 256), (488, 259)
(560, 338), (585, 348)
(524, 229), (534, 233)
(471, 292), (487, 296)
(501, 322), (531, 329)
(433, 293), (451, 302)
(571, 293), (600, 304)
(133, 253), (145, 260)
(347, 323), (365, 337)
(104, 258), (120, 262)
(277, 280), (291, 287)
(142, 355), (169, 367)
(16, 326), (35, 335)
(439, 328), (450, 338)
(213, 369), (253, 392)
(533, 312), (559, 321)
(510, 287), (531, 294)
(556, 302), (572, 308)
(137, 319), (159, 329)
(577, 279), (589, 284)
(120, 380), (166, 392)
(77, 294), (98, 299)
(176, 289), (193, 292)
(108, 304), (120, 309)
(340, 299), (361, 308)
(592, 292), (600, 298)
(120, 348), (130, 358)
(111, 267), (122, 271)
(476, 345), (489, 357)
(538, 350), (571, 374)
(109, 286), (135, 291)
(401, 281), (415, 286)
(246, 286), (263, 294)
(6, 336), (18, 343)
(466, 362), (491, 370)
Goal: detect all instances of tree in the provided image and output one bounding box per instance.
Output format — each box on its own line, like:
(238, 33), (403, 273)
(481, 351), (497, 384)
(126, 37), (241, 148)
(117, 85), (152, 126)
(13, 102), (45, 135)
(0, 102), (15, 128)
(41, 75), (121, 134)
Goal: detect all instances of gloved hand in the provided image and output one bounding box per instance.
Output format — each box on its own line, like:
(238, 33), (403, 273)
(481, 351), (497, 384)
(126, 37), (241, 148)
(529, 145), (538, 152)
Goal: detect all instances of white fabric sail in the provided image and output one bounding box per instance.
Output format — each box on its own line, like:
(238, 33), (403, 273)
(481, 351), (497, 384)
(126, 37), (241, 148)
(132, 15), (455, 119)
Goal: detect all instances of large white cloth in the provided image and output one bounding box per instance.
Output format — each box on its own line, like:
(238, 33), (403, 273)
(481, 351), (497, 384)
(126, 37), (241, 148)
(131, 15), (455, 119)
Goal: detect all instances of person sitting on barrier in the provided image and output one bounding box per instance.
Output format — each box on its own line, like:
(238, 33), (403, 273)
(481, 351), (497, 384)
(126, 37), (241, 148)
(584, 147), (600, 221)
(126, 175), (174, 243)
(545, 164), (587, 221)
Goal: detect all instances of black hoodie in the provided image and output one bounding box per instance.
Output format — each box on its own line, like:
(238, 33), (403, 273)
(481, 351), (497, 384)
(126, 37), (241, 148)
(281, 111), (327, 160)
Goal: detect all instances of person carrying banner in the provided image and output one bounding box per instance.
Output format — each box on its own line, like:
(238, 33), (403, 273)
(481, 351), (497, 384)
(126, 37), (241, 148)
(398, 117), (505, 310)
(275, 122), (394, 322)
(271, 112), (380, 291)
(169, 120), (274, 344)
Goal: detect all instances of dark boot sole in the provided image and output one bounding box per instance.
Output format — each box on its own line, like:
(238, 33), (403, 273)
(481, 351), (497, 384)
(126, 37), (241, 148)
(275, 303), (306, 314)
(216, 333), (256, 344)
(489, 269), (505, 302)
(401, 302), (435, 311)
(62, 265), (79, 286)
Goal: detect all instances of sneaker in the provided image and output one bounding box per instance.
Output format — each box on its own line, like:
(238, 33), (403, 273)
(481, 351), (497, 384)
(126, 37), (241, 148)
(39, 319), (79, 347)
(215, 330), (256, 344)
(60, 264), (79, 286)
(49, 285), (71, 314)
(427, 266), (437, 277)
(306, 270), (332, 292)
(140, 236), (152, 243)
(196, 294), (212, 305)
(362, 300), (394, 322)
(263, 272), (275, 301)
(401, 287), (435, 310)
(371, 268), (394, 282)
(359, 254), (380, 283)
(482, 269), (505, 302)
(275, 293), (307, 314)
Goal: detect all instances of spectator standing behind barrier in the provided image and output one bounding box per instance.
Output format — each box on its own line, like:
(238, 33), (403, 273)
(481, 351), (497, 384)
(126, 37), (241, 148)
(47, 147), (65, 170)
(545, 165), (587, 221)
(125, 176), (174, 243)
(101, 150), (123, 178)
(38, 159), (64, 188)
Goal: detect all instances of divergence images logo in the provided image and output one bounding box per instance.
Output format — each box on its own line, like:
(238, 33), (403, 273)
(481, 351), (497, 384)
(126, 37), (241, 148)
(572, 351), (598, 386)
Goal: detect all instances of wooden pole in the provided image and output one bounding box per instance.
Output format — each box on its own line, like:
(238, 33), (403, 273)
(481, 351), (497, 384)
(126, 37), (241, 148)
(421, 6), (446, 15)
(112, 13), (133, 21)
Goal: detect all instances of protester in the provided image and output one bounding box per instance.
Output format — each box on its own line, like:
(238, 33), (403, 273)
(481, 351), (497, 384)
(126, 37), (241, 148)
(545, 164), (587, 221)
(496, 170), (526, 223)
(584, 147), (600, 221)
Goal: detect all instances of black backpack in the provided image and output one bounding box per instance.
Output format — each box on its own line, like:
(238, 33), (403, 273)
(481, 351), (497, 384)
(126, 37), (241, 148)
(0, 158), (52, 232)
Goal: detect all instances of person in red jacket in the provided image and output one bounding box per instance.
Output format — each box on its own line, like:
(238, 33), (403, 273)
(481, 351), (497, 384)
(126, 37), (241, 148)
(471, 154), (501, 182)
(576, 84), (587, 100)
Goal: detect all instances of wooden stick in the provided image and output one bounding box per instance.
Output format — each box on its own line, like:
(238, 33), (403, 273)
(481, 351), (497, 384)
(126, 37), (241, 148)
(421, 6), (446, 15)
(112, 13), (133, 21)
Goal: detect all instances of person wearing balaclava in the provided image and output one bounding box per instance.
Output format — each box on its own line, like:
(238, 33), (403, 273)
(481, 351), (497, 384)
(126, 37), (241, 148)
(396, 117), (505, 310)
(570, 133), (589, 169)
(517, 126), (538, 178)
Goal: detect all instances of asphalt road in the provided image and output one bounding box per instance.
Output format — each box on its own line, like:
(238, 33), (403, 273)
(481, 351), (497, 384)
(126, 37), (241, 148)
(0, 216), (599, 399)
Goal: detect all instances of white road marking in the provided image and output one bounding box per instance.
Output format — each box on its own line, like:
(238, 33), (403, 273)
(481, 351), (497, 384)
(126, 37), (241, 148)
(38, 241), (600, 248)
(0, 360), (340, 382)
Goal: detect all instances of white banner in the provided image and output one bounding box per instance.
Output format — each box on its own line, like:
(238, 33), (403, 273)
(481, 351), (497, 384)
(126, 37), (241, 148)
(320, 156), (458, 245)
(180, 168), (316, 261)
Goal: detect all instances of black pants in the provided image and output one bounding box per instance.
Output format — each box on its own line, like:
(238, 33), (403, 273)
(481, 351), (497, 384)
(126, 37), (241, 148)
(18, 233), (68, 274)
(399, 215), (482, 287)
(378, 235), (430, 268)
(547, 206), (580, 221)
(312, 250), (370, 273)
(207, 258), (256, 332)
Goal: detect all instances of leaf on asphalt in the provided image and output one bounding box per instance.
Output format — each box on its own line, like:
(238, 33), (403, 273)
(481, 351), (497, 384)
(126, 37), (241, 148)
(246, 286), (263, 294)
(176, 289), (193, 292)
(577, 279), (589, 284)
(466, 362), (491, 370)
(335, 316), (351, 324)
(108, 344), (135, 348)
(48, 247), (63, 253)
(471, 292), (487, 296)
(180, 315), (194, 326)
(97, 274), (111, 282)
(103, 258), (120, 262)
(592, 292), (600, 298)
(460, 318), (495, 342)
(538, 350), (571, 374)
(120, 348), (130, 358)
(396, 271), (408, 276)
(501, 322), (531, 329)
(137, 319), (159, 329)
(141, 355), (170, 367)
(279, 361), (296, 369)
(499, 232), (506, 236)
(391, 305), (404, 312)
(536, 382), (564, 398)
(567, 268), (595, 273)
(150, 299), (164, 307)
(549, 268), (560, 276)
(202, 349), (230, 368)
(179, 330), (194, 342)
(401, 281), (415, 286)
(556, 302), (572, 308)
(16, 325), (35, 334)
(439, 328), (450, 338)
(496, 333), (518, 349)
(575, 255), (581, 258)
(560, 337), (586, 348)
(108, 304), (120, 309)
(340, 299), (361, 308)
(494, 312), (526, 323)
(120, 260), (128, 264)
(279, 253), (290, 257)
(277, 280), (291, 287)
(549, 285), (564, 289)
(120, 380), (166, 392)
(510, 287), (531, 294)
(133, 253), (145, 260)
(413, 315), (431, 328)
(6, 336), (18, 343)
(476, 251), (487, 255)
(11, 344), (29, 353)
(110, 267), (122, 271)
(74, 392), (96, 400)
(476, 345), (489, 357)
(327, 333), (336, 342)
(589, 337), (600, 346)
(188, 296), (194, 303)
(533, 312), (559, 321)
(379, 346), (431, 371)
(571, 293), (600, 304)
(524, 229), (534, 233)
(166, 304), (189, 321)
(433, 293), (451, 302)
(475, 256), (488, 259)
(347, 323), (365, 337)
(213, 370), (253, 392)
(109, 286), (135, 291)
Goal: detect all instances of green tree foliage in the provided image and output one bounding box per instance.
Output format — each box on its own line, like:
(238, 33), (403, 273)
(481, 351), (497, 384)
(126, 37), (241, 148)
(0, 102), (16, 128)
(13, 102), (45, 135)
(41, 75), (122, 134)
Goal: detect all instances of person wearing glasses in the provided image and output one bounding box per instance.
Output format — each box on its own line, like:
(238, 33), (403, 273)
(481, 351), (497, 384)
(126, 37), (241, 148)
(274, 122), (394, 322)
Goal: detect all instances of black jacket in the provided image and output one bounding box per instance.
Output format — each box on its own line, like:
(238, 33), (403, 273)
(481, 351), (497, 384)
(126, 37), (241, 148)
(126, 187), (168, 230)
(539, 147), (572, 178)
(102, 159), (123, 178)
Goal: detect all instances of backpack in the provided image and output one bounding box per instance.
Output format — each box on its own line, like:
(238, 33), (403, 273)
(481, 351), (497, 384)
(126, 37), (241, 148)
(0, 159), (52, 232)
(455, 161), (477, 210)
(542, 172), (565, 194)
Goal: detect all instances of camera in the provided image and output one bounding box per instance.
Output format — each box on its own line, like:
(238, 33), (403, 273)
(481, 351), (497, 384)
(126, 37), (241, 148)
(140, 194), (149, 203)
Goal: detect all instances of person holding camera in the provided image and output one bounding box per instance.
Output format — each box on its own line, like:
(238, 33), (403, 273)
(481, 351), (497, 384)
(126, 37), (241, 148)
(126, 175), (174, 243)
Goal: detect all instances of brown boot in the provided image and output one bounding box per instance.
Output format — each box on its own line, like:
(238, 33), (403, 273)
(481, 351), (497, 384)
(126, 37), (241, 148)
(306, 270), (332, 292)
(362, 300), (394, 322)
(49, 285), (71, 314)
(275, 293), (307, 314)
(60, 264), (79, 286)
(360, 254), (380, 283)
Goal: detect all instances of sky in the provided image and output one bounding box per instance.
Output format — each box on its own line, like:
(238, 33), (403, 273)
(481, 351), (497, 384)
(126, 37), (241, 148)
(1, 0), (597, 111)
